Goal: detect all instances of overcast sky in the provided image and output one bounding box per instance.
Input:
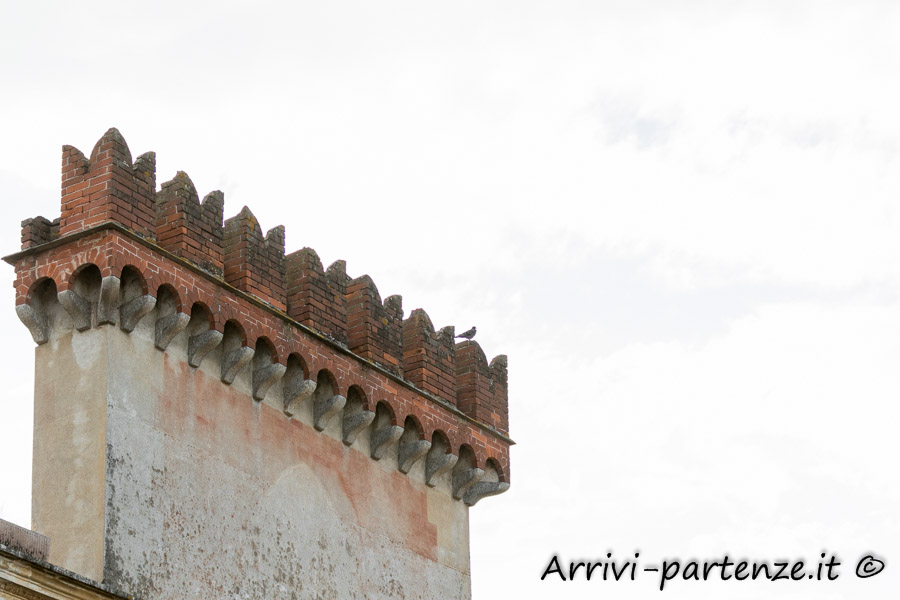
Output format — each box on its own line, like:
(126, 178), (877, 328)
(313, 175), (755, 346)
(2, 2), (900, 598)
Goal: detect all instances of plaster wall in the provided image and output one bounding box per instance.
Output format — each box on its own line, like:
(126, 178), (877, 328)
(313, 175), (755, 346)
(32, 314), (472, 599)
(32, 327), (108, 582)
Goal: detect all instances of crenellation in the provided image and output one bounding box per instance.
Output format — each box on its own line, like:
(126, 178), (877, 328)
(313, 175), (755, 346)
(455, 340), (510, 435)
(224, 206), (286, 311)
(13, 131), (511, 453)
(6, 132), (513, 595)
(155, 172), (225, 276)
(402, 309), (457, 405)
(133, 151), (157, 191)
(286, 249), (351, 346)
(59, 128), (156, 239)
(346, 275), (404, 374)
(488, 354), (510, 433)
(21, 216), (59, 249)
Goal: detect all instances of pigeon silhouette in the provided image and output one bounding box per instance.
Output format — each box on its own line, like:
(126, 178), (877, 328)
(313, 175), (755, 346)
(456, 326), (477, 340)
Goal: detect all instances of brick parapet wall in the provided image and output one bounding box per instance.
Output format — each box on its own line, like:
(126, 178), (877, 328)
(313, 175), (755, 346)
(10, 128), (511, 478)
(346, 275), (404, 375)
(224, 207), (286, 311)
(21, 216), (59, 249)
(59, 129), (156, 238)
(285, 248), (349, 344)
(456, 342), (509, 433)
(10, 228), (510, 479)
(155, 171), (225, 276)
(402, 309), (457, 405)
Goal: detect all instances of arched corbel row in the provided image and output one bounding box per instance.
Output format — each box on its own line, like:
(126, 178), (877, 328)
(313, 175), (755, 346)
(12, 261), (510, 504)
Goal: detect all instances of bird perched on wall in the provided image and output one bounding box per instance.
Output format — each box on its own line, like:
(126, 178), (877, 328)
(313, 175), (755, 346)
(456, 326), (477, 340)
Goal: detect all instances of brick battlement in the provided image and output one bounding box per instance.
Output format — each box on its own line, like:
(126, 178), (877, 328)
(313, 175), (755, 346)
(9, 128), (511, 505)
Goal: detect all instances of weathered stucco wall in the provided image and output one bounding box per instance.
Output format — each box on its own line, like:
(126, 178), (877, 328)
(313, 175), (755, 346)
(32, 325), (108, 582)
(34, 313), (471, 599)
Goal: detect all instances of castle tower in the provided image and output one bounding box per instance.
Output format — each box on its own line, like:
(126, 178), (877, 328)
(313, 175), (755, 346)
(6, 129), (512, 599)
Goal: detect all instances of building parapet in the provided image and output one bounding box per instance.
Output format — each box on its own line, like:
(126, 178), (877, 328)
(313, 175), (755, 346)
(9, 128), (512, 502)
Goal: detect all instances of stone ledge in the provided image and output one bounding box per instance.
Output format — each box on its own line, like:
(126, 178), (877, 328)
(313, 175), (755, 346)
(0, 545), (130, 599)
(0, 521), (48, 562)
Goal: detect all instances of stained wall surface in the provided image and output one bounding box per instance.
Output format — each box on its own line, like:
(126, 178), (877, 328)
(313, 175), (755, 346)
(32, 328), (108, 582)
(34, 315), (471, 599)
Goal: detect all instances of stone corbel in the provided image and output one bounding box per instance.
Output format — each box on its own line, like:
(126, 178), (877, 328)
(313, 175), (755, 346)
(97, 276), (120, 325)
(58, 289), (91, 331)
(425, 452), (458, 487)
(16, 304), (49, 345)
(252, 362), (286, 401)
(221, 346), (254, 384)
(283, 378), (317, 416)
(452, 468), (484, 500)
(398, 440), (432, 474)
(313, 394), (346, 431)
(342, 410), (375, 446)
(188, 330), (223, 367)
(370, 425), (403, 460)
(120, 295), (156, 333)
(463, 481), (510, 506)
(155, 312), (190, 350)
